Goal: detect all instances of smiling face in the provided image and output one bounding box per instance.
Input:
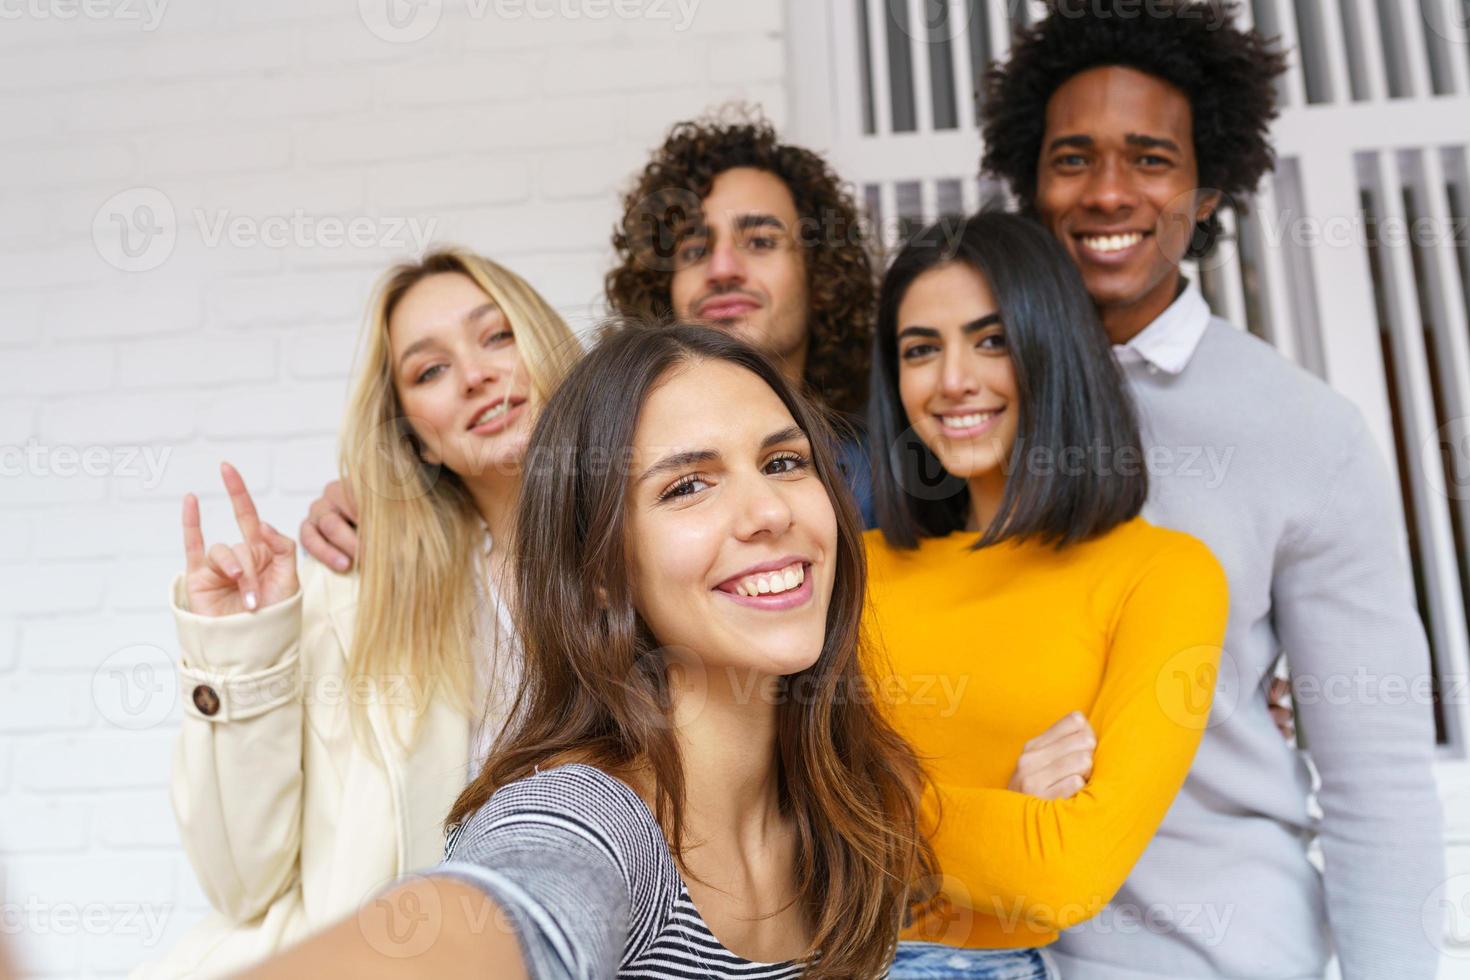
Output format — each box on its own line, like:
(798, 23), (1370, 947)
(388, 271), (535, 482)
(1033, 65), (1219, 342)
(624, 357), (837, 685)
(896, 262), (1020, 487)
(669, 168), (812, 381)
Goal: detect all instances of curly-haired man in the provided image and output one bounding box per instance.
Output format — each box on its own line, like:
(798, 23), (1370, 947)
(605, 108), (879, 524)
(980, 3), (1443, 978)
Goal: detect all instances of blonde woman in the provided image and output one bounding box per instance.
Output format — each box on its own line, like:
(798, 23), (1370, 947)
(133, 250), (582, 978)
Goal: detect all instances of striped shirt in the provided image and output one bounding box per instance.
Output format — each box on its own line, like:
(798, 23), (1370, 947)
(434, 764), (807, 979)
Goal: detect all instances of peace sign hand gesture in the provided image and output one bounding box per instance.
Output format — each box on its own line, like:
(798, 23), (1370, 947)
(181, 462), (300, 617)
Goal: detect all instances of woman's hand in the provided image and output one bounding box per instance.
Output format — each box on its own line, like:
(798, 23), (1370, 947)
(181, 462), (299, 617)
(1008, 711), (1096, 799)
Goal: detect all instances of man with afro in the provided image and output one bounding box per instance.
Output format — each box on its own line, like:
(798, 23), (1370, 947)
(980, 2), (1444, 978)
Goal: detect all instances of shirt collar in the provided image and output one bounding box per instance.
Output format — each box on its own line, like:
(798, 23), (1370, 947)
(1111, 278), (1211, 375)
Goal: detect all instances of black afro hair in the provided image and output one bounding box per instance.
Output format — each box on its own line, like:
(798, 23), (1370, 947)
(980, 0), (1288, 256)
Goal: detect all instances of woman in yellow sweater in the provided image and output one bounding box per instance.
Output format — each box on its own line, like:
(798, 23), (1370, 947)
(867, 212), (1229, 979)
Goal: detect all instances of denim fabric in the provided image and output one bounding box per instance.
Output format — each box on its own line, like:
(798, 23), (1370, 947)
(890, 942), (1057, 980)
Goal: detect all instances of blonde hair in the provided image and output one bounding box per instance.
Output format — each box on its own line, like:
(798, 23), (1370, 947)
(340, 247), (582, 750)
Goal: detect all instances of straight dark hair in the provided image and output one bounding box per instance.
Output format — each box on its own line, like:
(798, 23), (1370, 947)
(869, 210), (1147, 549)
(449, 322), (938, 979)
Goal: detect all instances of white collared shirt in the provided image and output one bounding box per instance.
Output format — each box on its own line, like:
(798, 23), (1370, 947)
(1110, 278), (1211, 375)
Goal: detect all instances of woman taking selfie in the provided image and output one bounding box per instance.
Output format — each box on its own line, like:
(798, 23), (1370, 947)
(239, 323), (937, 979)
(866, 212), (1229, 978)
(135, 249), (582, 978)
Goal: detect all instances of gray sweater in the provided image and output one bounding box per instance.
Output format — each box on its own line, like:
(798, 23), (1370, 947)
(1050, 285), (1445, 979)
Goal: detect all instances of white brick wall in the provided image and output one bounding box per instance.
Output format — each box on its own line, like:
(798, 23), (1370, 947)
(0, 1), (788, 974)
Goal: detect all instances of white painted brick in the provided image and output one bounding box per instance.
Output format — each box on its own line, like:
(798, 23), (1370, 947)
(536, 141), (646, 200)
(676, 0), (782, 34)
(44, 283), (203, 340)
(220, 70), (373, 119)
(106, 555), (193, 612)
(7, 927), (81, 977)
(299, 98), (621, 164)
(0, 563), (106, 616)
(140, 31), (297, 80)
(113, 441), (272, 500)
(708, 34), (783, 83)
(0, 797), (90, 852)
(220, 0), (344, 26)
(0, 291), (43, 348)
(0, 470), (110, 508)
(444, 199), (612, 254)
(32, 500), (180, 562)
(204, 171), (367, 215)
(302, 22), (455, 66)
(369, 157), (532, 210)
(67, 85), (211, 134)
(40, 391), (199, 445)
(509, 249), (617, 311)
(0, 515), (31, 562)
(94, 792), (179, 849)
(116, 336), (276, 389)
(0, 619), (16, 672)
(0, 346), (113, 395)
(375, 56), (540, 105)
(0, 142), (136, 189)
(141, 128), (292, 178)
(0, 398), (39, 444)
(455, 7), (670, 49)
(198, 380), (349, 439)
(284, 324), (361, 380)
(206, 269), (374, 328)
(0, 93), (66, 142)
(542, 40), (707, 95)
(0, 675), (93, 733)
(21, 614), (177, 673)
(16, 732), (175, 792)
(1, 9), (793, 976)
(4, 853), (175, 907)
(0, 41), (134, 89)
(274, 438), (341, 495)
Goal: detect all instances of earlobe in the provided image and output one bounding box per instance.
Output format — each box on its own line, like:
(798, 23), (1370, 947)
(1197, 190), (1223, 222)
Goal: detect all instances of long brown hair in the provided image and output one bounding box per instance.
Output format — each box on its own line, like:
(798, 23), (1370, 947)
(447, 323), (937, 978)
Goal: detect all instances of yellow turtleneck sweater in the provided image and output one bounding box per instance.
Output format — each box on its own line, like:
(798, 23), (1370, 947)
(863, 517), (1228, 950)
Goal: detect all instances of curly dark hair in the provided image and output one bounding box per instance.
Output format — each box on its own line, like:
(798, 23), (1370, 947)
(979, 0), (1287, 256)
(605, 107), (875, 417)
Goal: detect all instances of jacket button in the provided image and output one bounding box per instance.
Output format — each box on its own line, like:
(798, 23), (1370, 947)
(192, 684), (220, 717)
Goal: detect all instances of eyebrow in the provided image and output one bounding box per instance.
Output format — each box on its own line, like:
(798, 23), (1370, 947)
(896, 313), (1001, 340)
(637, 424), (808, 485)
(396, 302), (501, 369)
(1045, 133), (1182, 153)
(734, 213), (786, 233)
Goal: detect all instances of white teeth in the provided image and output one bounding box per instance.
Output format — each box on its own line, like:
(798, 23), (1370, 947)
(940, 410), (999, 431)
(472, 402), (510, 427)
(731, 562), (805, 598)
(1082, 232), (1143, 254)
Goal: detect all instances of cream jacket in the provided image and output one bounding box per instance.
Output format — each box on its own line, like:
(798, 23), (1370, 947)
(131, 556), (480, 978)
